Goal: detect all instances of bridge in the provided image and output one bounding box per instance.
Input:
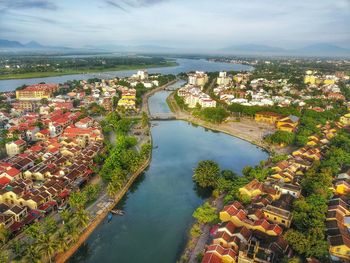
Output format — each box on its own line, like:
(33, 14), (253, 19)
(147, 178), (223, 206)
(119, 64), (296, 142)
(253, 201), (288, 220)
(149, 113), (177, 120)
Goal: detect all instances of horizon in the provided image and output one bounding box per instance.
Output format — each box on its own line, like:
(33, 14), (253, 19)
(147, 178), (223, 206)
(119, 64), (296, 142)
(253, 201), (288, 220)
(0, 0), (349, 50)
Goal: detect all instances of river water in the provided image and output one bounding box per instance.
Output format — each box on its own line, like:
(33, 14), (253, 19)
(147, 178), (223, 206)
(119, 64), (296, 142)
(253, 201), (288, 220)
(0, 58), (252, 92)
(68, 80), (268, 263)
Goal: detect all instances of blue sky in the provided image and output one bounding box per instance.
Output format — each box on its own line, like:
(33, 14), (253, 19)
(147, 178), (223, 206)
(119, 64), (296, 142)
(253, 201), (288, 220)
(0, 0), (349, 49)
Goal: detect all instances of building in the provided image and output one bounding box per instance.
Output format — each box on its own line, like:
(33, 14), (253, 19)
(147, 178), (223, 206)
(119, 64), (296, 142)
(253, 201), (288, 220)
(188, 71), (208, 87)
(255, 112), (283, 125)
(276, 115), (299, 133)
(340, 114), (350, 126)
(16, 84), (59, 101)
(5, 140), (26, 157)
(262, 194), (294, 228)
(217, 72), (232, 86)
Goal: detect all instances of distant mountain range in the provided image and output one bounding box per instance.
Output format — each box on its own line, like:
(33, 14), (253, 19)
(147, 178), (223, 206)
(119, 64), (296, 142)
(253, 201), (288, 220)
(0, 39), (349, 57)
(219, 43), (350, 56)
(0, 39), (47, 49)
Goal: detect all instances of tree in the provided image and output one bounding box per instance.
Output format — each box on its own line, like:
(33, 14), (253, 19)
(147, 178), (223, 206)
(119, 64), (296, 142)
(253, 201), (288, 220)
(60, 209), (71, 225)
(74, 209), (90, 229)
(193, 202), (218, 224)
(141, 111), (149, 128)
(0, 224), (10, 245)
(284, 229), (309, 255)
(57, 230), (70, 253)
(37, 234), (58, 263)
(40, 98), (48, 105)
(193, 160), (220, 188)
(69, 191), (87, 210)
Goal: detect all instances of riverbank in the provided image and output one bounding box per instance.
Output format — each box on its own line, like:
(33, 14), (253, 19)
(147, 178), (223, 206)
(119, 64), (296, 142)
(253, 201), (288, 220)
(55, 81), (182, 263)
(0, 61), (178, 80)
(167, 91), (291, 155)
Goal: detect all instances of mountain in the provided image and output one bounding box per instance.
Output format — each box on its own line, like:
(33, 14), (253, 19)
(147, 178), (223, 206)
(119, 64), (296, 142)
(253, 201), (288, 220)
(220, 44), (285, 53)
(219, 43), (350, 57)
(0, 39), (24, 48)
(294, 43), (350, 55)
(24, 41), (44, 49)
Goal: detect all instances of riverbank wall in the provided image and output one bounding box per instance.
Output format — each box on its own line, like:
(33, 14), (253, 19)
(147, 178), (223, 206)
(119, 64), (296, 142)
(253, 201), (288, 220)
(55, 152), (152, 263)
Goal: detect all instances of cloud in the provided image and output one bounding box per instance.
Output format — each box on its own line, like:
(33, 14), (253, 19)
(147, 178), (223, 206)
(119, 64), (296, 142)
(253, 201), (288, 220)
(0, 0), (57, 10)
(104, 0), (128, 11)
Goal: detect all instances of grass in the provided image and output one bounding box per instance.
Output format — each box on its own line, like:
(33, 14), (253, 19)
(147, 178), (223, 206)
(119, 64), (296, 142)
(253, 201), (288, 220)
(0, 61), (178, 80)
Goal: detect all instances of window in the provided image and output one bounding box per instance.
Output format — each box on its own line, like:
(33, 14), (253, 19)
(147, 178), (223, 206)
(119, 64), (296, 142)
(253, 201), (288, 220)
(282, 220), (285, 223)
(274, 217), (277, 220)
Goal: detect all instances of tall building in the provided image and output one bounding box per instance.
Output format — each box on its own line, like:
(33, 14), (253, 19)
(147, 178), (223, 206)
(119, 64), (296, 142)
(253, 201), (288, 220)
(188, 71), (208, 87)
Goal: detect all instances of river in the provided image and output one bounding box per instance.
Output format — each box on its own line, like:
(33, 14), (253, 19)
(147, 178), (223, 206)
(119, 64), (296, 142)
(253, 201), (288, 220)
(68, 81), (268, 263)
(0, 58), (252, 92)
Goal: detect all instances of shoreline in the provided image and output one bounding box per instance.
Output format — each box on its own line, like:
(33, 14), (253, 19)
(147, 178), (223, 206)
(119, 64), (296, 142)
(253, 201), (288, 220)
(0, 62), (178, 80)
(55, 81), (178, 263)
(166, 91), (288, 155)
(55, 154), (152, 263)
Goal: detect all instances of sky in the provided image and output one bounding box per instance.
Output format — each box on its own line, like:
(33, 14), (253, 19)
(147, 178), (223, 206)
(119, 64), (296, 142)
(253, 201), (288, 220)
(0, 0), (349, 50)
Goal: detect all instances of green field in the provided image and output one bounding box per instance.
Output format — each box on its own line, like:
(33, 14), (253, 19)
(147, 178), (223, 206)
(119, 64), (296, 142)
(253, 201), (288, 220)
(0, 61), (178, 80)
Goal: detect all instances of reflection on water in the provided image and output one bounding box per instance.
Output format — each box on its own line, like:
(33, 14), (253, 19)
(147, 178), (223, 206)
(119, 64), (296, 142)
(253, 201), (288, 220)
(69, 89), (268, 263)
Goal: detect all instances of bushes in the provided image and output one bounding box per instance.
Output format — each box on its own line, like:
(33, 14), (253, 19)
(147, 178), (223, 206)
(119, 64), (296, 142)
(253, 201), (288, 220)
(193, 202), (218, 224)
(196, 107), (229, 123)
(265, 130), (295, 146)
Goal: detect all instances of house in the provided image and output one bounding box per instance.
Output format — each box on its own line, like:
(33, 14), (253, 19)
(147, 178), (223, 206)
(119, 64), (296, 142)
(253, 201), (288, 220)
(334, 180), (350, 195)
(219, 202), (283, 236)
(255, 112), (283, 125)
(5, 139), (26, 157)
(75, 117), (93, 129)
(262, 194), (294, 228)
(276, 115), (299, 133)
(340, 114), (350, 126)
(239, 180), (280, 200)
(202, 244), (237, 263)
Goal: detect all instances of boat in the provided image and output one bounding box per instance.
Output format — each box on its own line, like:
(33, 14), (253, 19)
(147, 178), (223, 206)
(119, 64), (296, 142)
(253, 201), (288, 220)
(111, 209), (125, 216)
(153, 145), (158, 149)
(107, 212), (113, 222)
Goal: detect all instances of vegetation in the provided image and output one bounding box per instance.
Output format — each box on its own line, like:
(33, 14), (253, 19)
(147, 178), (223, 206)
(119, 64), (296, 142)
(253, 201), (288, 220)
(284, 131), (350, 260)
(265, 130), (295, 146)
(193, 107), (229, 124)
(0, 56), (177, 80)
(193, 160), (220, 188)
(193, 202), (219, 224)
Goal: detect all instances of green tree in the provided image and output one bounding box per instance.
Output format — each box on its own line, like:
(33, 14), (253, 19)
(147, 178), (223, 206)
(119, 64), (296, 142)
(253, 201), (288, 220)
(37, 234), (58, 263)
(74, 209), (90, 229)
(193, 160), (220, 188)
(69, 191), (87, 210)
(193, 202), (218, 224)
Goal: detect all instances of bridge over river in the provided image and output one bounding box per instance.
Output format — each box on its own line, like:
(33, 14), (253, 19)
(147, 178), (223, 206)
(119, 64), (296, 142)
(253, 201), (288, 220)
(149, 112), (176, 120)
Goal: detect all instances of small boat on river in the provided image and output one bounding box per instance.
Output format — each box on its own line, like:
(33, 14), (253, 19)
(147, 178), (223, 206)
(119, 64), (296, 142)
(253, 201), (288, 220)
(111, 209), (125, 216)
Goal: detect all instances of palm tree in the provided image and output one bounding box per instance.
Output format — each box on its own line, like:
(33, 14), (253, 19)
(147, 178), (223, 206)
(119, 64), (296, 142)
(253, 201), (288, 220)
(23, 244), (41, 263)
(0, 250), (9, 263)
(24, 222), (42, 240)
(57, 230), (70, 253)
(0, 225), (10, 245)
(10, 239), (27, 259)
(69, 191), (87, 211)
(107, 182), (119, 197)
(64, 222), (80, 242)
(74, 209), (90, 229)
(60, 209), (71, 225)
(37, 234), (58, 263)
(43, 217), (58, 235)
